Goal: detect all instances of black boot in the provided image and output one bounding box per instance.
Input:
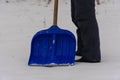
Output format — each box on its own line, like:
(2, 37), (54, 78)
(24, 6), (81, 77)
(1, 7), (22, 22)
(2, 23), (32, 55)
(75, 57), (101, 63)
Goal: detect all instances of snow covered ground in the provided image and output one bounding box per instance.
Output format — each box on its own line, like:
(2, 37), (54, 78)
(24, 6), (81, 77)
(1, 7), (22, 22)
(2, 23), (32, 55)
(0, 0), (120, 80)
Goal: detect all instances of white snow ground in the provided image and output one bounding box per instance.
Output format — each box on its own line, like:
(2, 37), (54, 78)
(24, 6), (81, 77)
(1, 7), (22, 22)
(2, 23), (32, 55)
(0, 0), (120, 80)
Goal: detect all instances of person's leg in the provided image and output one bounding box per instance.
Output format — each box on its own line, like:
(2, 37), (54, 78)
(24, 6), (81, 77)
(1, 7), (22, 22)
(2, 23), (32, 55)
(71, 0), (101, 62)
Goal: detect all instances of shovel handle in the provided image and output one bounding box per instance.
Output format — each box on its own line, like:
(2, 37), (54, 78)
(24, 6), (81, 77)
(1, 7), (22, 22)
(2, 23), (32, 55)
(53, 0), (58, 25)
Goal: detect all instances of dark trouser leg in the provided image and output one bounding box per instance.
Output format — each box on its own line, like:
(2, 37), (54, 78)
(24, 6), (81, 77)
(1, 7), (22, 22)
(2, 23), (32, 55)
(71, 0), (101, 61)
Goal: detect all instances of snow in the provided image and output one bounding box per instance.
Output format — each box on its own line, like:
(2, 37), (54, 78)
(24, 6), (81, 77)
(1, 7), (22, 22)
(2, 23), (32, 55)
(0, 0), (120, 80)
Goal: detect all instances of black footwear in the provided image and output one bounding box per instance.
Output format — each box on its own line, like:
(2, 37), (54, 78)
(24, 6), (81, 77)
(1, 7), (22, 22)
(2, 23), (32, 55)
(75, 58), (101, 63)
(76, 51), (81, 56)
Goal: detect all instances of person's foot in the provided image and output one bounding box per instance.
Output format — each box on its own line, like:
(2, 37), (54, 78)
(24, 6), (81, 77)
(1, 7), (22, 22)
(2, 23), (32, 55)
(76, 51), (81, 56)
(75, 58), (101, 63)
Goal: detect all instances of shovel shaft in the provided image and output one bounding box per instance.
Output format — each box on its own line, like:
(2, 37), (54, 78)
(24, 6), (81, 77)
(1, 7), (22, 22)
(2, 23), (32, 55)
(53, 0), (58, 25)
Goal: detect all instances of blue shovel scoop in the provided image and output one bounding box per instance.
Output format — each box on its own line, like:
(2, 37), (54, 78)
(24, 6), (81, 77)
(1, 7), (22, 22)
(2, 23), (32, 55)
(28, 0), (76, 66)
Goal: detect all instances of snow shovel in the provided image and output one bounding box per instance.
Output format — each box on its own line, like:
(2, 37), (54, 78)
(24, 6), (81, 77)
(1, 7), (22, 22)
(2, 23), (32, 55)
(28, 0), (76, 66)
